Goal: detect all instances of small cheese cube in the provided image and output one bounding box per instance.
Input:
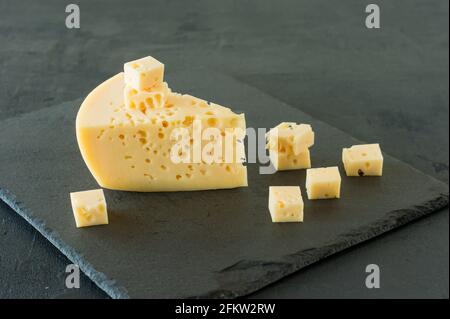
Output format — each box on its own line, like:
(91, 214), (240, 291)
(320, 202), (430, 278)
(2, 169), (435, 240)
(124, 56), (164, 91)
(70, 189), (108, 228)
(124, 82), (170, 111)
(266, 122), (314, 155)
(268, 186), (304, 222)
(306, 167), (341, 200)
(269, 149), (311, 171)
(342, 144), (383, 176)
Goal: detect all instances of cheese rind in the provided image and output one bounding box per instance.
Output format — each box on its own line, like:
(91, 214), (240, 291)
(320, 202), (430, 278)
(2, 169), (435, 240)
(306, 167), (341, 200)
(268, 186), (304, 222)
(70, 189), (108, 228)
(124, 56), (164, 91)
(76, 73), (247, 192)
(269, 149), (311, 171)
(342, 144), (383, 176)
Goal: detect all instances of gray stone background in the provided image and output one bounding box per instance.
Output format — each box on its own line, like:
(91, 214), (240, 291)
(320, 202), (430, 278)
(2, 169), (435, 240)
(0, 0), (448, 298)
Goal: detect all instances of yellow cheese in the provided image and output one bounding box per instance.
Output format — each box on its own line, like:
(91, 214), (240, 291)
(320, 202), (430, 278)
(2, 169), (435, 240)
(124, 56), (164, 91)
(123, 82), (170, 111)
(269, 149), (311, 171)
(268, 186), (304, 222)
(266, 122), (314, 155)
(342, 144), (383, 176)
(266, 122), (314, 171)
(70, 189), (108, 228)
(306, 167), (341, 200)
(76, 73), (247, 192)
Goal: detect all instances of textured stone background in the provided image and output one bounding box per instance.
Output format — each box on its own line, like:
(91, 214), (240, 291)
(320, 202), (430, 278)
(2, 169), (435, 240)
(0, 0), (448, 298)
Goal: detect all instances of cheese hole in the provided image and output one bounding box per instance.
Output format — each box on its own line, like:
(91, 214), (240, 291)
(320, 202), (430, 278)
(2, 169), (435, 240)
(158, 133), (164, 139)
(362, 152), (367, 157)
(161, 165), (167, 170)
(137, 130), (146, 137)
(162, 120), (169, 128)
(293, 159), (298, 164)
(131, 165), (135, 169)
(139, 102), (147, 113)
(225, 165), (231, 173)
(182, 116), (194, 126)
(139, 138), (147, 145)
(205, 111), (214, 115)
(145, 158), (151, 163)
(129, 101), (136, 109)
(145, 98), (154, 108)
(200, 169), (206, 175)
(365, 162), (371, 168)
(176, 174), (182, 180)
(153, 150), (158, 155)
(124, 155), (132, 160)
(277, 201), (285, 208)
(188, 165), (194, 171)
(119, 134), (125, 140)
(207, 118), (218, 127)
(185, 173), (192, 178)
(154, 94), (162, 106)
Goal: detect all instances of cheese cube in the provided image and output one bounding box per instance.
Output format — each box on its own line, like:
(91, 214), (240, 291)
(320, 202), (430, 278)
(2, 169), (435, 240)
(268, 186), (304, 222)
(124, 56), (164, 91)
(269, 149), (311, 171)
(266, 122), (314, 155)
(124, 82), (170, 111)
(306, 167), (341, 200)
(342, 144), (383, 176)
(70, 189), (108, 228)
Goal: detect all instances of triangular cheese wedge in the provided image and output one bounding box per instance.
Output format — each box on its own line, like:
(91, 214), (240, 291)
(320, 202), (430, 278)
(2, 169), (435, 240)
(76, 73), (247, 191)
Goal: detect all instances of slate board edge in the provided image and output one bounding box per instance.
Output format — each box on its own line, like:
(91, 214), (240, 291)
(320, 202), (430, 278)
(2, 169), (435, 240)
(1, 185), (447, 299)
(196, 193), (449, 298)
(0, 188), (130, 299)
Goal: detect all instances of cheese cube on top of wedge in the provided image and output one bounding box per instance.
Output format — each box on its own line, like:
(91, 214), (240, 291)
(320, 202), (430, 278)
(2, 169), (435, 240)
(306, 166), (341, 200)
(124, 56), (165, 91)
(342, 143), (383, 176)
(76, 57), (247, 192)
(266, 122), (314, 170)
(268, 186), (304, 222)
(70, 189), (108, 228)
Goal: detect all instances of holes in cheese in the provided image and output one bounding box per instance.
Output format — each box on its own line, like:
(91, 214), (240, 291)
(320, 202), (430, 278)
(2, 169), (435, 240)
(267, 122), (314, 171)
(70, 189), (108, 228)
(77, 72), (248, 192)
(305, 167), (341, 200)
(268, 186), (304, 223)
(342, 144), (383, 176)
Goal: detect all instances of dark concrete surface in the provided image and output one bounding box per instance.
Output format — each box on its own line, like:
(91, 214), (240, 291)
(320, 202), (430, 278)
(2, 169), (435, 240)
(0, 0), (448, 298)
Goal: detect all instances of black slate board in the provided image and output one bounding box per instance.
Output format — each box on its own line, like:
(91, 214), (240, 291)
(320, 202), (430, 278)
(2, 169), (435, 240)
(0, 71), (448, 298)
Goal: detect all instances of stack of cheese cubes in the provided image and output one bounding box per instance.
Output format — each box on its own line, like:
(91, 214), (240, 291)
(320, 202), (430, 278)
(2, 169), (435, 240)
(266, 122), (315, 171)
